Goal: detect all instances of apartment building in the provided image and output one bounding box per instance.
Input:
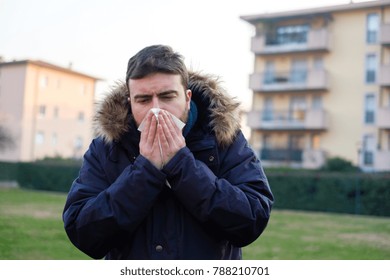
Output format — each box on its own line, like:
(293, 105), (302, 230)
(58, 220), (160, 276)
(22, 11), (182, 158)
(0, 60), (99, 162)
(241, 0), (390, 172)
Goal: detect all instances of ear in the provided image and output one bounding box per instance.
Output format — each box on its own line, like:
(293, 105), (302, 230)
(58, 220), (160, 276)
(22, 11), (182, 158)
(185, 89), (192, 110)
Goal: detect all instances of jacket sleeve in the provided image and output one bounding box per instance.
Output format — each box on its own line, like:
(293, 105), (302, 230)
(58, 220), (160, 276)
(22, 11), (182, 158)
(162, 131), (274, 247)
(63, 138), (166, 259)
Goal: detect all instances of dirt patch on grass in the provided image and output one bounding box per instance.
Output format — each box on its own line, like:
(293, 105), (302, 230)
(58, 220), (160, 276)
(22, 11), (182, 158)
(0, 204), (61, 219)
(338, 233), (390, 249)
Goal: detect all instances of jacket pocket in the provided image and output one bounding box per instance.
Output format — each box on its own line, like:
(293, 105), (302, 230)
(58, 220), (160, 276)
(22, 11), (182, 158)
(193, 147), (220, 175)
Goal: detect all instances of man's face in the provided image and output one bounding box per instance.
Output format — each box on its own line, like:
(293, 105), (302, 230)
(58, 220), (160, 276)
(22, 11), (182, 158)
(129, 73), (192, 127)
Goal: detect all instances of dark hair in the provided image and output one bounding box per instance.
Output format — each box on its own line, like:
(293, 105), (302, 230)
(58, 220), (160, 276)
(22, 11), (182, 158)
(125, 45), (188, 92)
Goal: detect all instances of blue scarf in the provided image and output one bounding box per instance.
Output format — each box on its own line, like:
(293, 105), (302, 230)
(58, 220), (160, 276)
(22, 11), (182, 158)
(182, 101), (198, 137)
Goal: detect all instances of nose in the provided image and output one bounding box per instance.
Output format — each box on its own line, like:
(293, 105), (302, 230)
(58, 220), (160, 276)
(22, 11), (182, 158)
(152, 96), (160, 108)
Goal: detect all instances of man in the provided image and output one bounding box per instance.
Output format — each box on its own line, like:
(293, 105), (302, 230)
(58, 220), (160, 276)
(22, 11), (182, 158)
(63, 45), (273, 259)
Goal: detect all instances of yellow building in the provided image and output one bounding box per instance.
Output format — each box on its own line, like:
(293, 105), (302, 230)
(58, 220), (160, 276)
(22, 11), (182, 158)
(0, 60), (99, 162)
(241, 0), (390, 172)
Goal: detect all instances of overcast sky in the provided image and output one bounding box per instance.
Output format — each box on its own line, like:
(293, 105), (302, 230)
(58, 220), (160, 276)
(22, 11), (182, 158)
(0, 0), (372, 108)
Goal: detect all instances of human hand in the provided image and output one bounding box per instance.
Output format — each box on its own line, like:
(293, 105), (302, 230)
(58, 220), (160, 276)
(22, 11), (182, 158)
(139, 110), (164, 169)
(139, 110), (185, 169)
(157, 110), (186, 165)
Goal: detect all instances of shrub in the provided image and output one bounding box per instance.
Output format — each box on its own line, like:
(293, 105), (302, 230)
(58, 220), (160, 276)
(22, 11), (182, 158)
(321, 157), (360, 172)
(267, 172), (390, 217)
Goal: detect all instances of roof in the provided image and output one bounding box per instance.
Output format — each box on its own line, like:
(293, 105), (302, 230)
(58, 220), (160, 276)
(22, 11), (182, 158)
(240, 0), (390, 24)
(0, 59), (102, 81)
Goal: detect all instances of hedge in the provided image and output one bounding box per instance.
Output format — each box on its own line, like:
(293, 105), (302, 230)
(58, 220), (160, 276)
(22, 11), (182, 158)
(17, 162), (80, 193)
(1, 161), (390, 216)
(267, 172), (390, 217)
(0, 161), (80, 193)
(0, 161), (18, 181)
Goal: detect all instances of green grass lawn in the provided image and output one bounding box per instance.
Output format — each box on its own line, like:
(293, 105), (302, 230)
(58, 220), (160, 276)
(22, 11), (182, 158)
(1, 187), (389, 260)
(0, 187), (89, 259)
(245, 210), (390, 259)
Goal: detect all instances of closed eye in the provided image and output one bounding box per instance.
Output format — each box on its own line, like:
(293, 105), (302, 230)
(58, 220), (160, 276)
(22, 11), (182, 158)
(158, 91), (178, 100)
(134, 95), (152, 104)
(161, 95), (175, 100)
(132, 90), (178, 104)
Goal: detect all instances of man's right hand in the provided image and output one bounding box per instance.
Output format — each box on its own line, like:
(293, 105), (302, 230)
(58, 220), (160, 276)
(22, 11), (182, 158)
(139, 111), (164, 169)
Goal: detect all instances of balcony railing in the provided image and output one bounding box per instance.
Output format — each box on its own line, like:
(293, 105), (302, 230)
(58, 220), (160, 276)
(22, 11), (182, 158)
(247, 109), (328, 130)
(380, 23), (390, 45)
(251, 28), (330, 54)
(261, 148), (302, 162)
(249, 69), (328, 92)
(379, 64), (390, 86)
(259, 148), (326, 169)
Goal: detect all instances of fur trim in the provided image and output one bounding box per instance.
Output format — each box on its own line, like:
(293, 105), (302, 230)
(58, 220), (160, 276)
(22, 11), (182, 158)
(188, 72), (241, 146)
(93, 72), (241, 146)
(93, 81), (130, 143)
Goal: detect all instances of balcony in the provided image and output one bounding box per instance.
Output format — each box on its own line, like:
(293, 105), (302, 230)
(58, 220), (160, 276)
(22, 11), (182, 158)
(247, 109), (328, 130)
(259, 148), (326, 169)
(379, 64), (390, 86)
(375, 150), (390, 172)
(261, 148), (302, 161)
(249, 69), (328, 92)
(377, 107), (390, 128)
(380, 23), (390, 46)
(251, 28), (330, 55)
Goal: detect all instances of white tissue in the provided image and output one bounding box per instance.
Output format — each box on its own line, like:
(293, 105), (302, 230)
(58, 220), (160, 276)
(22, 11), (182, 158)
(151, 108), (161, 120)
(137, 108), (186, 132)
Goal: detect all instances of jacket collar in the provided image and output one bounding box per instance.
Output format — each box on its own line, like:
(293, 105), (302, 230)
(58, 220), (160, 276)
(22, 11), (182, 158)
(93, 71), (241, 147)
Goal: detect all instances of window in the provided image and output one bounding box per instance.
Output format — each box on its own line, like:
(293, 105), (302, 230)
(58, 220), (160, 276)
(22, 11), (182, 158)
(267, 24), (309, 45)
(288, 134), (304, 161)
(52, 133), (58, 146)
(262, 97), (273, 121)
(40, 76), (48, 88)
(35, 131), (44, 145)
(291, 59), (307, 83)
(263, 61), (275, 84)
(289, 134), (304, 149)
(74, 136), (83, 150)
(366, 13), (379, 44)
(365, 54), (377, 83)
(38, 105), (46, 118)
(289, 96), (307, 121)
(313, 57), (324, 70)
(78, 112), (85, 122)
(311, 134), (321, 149)
(312, 96), (323, 110)
(363, 135), (375, 165)
(363, 150), (374, 165)
(53, 107), (59, 119)
(261, 134), (272, 160)
(364, 94), (376, 124)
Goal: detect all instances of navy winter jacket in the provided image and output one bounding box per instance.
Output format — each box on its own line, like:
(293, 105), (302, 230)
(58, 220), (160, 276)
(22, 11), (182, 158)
(63, 72), (274, 259)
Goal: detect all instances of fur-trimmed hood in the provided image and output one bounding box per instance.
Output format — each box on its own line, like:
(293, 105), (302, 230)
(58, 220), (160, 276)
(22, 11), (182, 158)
(93, 72), (241, 146)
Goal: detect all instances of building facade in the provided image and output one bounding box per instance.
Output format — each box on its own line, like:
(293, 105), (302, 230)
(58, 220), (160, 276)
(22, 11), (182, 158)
(0, 60), (98, 162)
(241, 0), (390, 172)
